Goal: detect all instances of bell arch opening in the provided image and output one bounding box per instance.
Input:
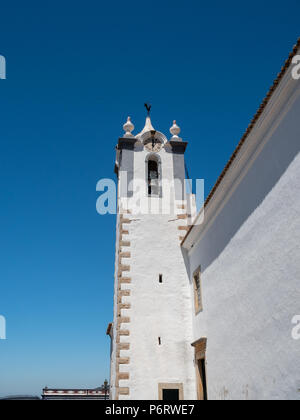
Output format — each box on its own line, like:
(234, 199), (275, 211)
(146, 154), (161, 197)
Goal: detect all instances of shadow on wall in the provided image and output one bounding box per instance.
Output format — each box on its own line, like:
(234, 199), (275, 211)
(186, 96), (300, 275)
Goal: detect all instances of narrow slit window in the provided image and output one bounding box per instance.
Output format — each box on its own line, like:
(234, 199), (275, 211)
(159, 274), (163, 283)
(193, 267), (202, 314)
(158, 337), (161, 345)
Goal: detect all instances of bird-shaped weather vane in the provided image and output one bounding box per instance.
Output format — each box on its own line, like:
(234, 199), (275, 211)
(144, 103), (152, 116)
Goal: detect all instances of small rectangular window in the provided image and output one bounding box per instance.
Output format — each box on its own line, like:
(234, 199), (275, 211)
(193, 267), (202, 314)
(158, 337), (161, 345)
(159, 274), (163, 283)
(158, 383), (184, 400)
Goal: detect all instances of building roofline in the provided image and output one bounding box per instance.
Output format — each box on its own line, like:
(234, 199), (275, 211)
(181, 37), (300, 246)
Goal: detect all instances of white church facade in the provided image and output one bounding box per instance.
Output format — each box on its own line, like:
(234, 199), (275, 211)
(107, 39), (300, 400)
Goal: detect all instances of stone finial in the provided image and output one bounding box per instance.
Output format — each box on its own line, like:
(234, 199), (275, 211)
(123, 116), (134, 137)
(170, 120), (181, 139)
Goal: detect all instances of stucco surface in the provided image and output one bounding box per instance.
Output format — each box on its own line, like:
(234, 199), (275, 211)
(187, 92), (300, 399)
(111, 139), (196, 400)
(120, 213), (196, 400)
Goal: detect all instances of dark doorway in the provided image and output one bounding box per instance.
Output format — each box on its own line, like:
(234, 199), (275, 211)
(197, 358), (208, 400)
(162, 389), (179, 400)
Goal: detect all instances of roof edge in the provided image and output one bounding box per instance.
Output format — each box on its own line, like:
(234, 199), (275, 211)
(181, 37), (300, 247)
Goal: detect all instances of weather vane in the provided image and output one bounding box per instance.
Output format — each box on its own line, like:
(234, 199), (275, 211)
(144, 103), (151, 116)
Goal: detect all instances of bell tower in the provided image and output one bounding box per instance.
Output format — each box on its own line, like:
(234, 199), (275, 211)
(109, 110), (197, 400)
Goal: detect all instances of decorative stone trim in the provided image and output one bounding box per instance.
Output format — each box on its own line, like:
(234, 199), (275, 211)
(119, 290), (131, 297)
(119, 329), (130, 336)
(119, 264), (130, 272)
(120, 240), (131, 247)
(176, 211), (188, 243)
(118, 357), (130, 364)
(119, 303), (131, 310)
(118, 373), (130, 380)
(114, 210), (132, 400)
(191, 338), (207, 400)
(121, 217), (131, 224)
(191, 337), (207, 359)
(177, 214), (187, 219)
(178, 225), (189, 231)
(119, 251), (131, 258)
(158, 383), (184, 400)
(119, 277), (131, 284)
(118, 342), (130, 350)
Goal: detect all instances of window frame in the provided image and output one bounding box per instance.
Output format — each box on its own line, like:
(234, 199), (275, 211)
(158, 383), (184, 400)
(191, 338), (208, 400)
(193, 266), (203, 315)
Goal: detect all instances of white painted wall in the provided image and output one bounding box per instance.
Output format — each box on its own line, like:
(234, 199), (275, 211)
(119, 212), (195, 400)
(112, 132), (196, 400)
(184, 69), (300, 400)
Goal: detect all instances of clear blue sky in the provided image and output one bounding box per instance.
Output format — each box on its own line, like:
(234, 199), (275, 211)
(0, 0), (299, 397)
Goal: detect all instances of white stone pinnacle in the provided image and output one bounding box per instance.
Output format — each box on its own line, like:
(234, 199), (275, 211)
(170, 120), (181, 140)
(123, 116), (135, 137)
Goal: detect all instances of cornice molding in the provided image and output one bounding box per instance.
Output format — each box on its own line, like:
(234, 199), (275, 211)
(169, 140), (188, 153)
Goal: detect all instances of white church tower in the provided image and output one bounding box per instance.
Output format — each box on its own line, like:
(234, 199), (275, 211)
(108, 109), (197, 400)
